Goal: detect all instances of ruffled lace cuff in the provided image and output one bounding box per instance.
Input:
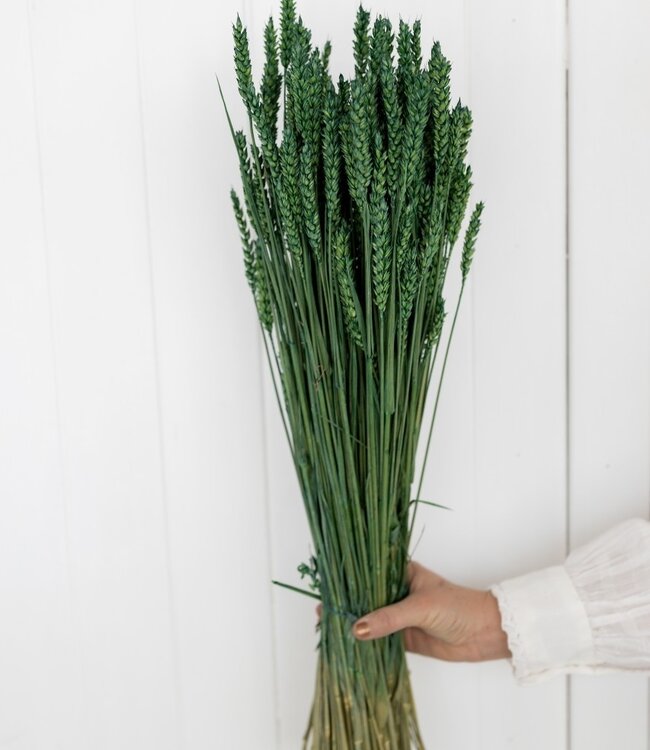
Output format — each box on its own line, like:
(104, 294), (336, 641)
(490, 518), (650, 685)
(489, 565), (595, 685)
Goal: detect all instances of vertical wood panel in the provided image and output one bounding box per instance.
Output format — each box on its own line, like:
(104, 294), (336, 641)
(0, 3), (84, 748)
(134, 0), (277, 747)
(255, 0), (569, 747)
(569, 0), (650, 747)
(395, 3), (478, 749)
(468, 1), (568, 748)
(27, 1), (179, 747)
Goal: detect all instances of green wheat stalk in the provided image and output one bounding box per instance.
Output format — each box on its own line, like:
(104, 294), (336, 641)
(219, 3), (484, 747)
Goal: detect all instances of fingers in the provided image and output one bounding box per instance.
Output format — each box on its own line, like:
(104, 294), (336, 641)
(352, 596), (422, 640)
(404, 627), (438, 657)
(315, 561), (427, 639)
(403, 627), (448, 660)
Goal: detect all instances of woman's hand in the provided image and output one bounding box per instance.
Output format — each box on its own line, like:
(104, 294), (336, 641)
(316, 561), (511, 663)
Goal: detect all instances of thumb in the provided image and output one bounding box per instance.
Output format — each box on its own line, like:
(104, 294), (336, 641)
(352, 597), (419, 640)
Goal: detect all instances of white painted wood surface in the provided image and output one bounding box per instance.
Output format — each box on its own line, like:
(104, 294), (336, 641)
(22, 2), (178, 747)
(0, 0), (648, 748)
(467, 2), (569, 749)
(568, 1), (650, 748)
(133, 0), (277, 746)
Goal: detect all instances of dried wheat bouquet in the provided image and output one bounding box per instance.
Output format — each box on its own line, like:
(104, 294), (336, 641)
(218, 1), (484, 746)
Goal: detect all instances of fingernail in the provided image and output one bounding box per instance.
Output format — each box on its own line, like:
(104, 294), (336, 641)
(353, 620), (370, 638)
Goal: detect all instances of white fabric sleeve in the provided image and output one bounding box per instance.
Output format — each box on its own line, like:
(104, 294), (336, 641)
(489, 517), (650, 685)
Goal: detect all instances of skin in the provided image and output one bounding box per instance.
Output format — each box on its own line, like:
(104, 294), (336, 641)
(316, 560), (512, 662)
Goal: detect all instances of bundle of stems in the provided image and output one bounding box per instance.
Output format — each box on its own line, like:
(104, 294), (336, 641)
(219, 2), (483, 747)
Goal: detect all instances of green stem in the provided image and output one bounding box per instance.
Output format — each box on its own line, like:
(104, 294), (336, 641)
(409, 281), (466, 548)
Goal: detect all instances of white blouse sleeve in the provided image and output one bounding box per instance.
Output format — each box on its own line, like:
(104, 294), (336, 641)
(489, 517), (650, 685)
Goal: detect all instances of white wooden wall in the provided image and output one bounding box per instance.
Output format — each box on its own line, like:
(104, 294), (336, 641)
(1, 0), (648, 748)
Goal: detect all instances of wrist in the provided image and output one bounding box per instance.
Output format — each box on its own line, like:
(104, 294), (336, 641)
(474, 590), (512, 662)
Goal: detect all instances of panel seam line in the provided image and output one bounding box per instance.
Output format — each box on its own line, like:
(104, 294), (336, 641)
(132, 2), (185, 746)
